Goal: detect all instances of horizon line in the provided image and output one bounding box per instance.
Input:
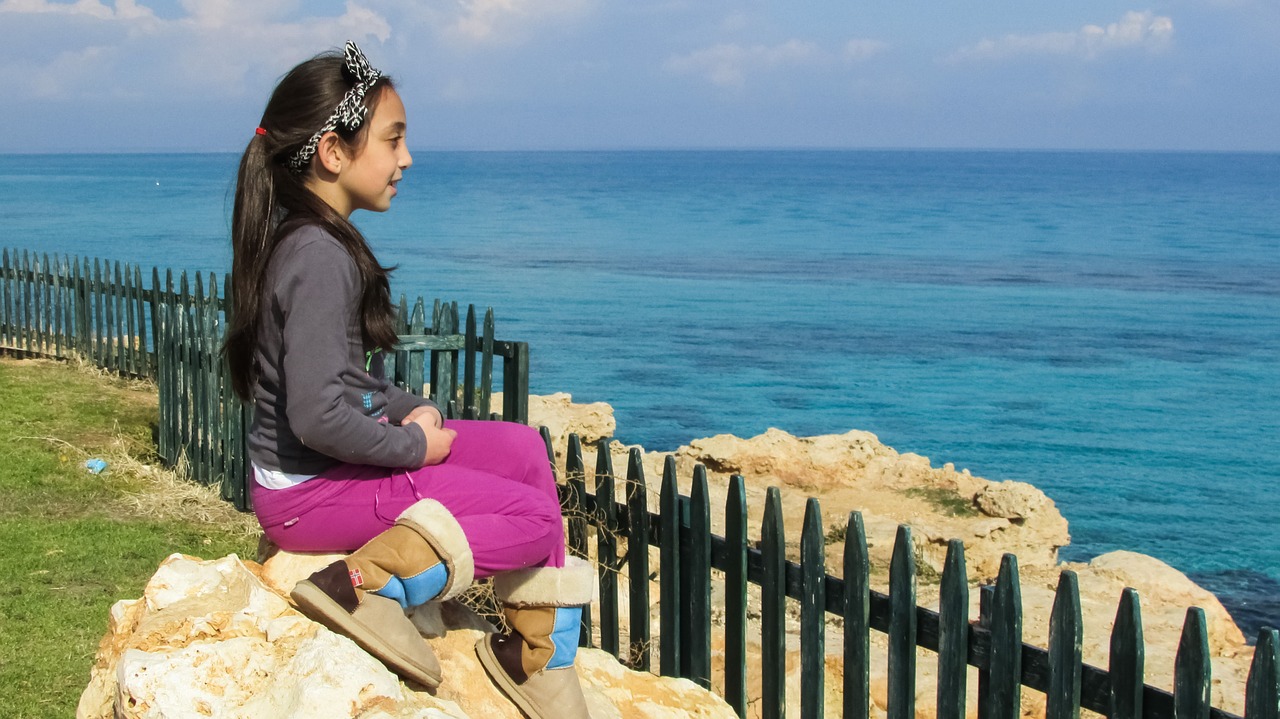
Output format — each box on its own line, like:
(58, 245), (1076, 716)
(3, 146), (1279, 156)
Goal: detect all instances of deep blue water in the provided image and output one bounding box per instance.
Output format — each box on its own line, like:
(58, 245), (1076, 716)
(4, 150), (1279, 635)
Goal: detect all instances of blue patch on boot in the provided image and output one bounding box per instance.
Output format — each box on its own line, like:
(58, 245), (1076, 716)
(373, 562), (447, 610)
(547, 606), (582, 670)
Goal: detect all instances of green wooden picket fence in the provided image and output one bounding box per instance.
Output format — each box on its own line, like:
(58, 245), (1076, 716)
(6, 247), (1277, 719)
(0, 248), (530, 509)
(547, 432), (1280, 719)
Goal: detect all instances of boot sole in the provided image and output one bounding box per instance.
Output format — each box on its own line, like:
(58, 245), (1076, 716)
(475, 635), (546, 719)
(292, 580), (442, 690)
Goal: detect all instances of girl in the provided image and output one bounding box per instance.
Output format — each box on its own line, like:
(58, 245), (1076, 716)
(224, 42), (591, 719)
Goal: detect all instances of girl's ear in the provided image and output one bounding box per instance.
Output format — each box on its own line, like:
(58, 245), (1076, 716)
(314, 131), (345, 175)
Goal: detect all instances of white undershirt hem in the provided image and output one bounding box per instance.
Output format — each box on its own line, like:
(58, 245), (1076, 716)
(252, 462), (318, 489)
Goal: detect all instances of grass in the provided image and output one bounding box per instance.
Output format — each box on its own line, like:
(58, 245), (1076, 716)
(904, 485), (980, 518)
(0, 356), (258, 719)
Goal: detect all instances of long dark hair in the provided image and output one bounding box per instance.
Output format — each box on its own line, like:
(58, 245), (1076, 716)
(224, 48), (401, 401)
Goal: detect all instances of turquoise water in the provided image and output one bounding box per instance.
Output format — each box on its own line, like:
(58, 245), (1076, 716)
(4, 151), (1279, 634)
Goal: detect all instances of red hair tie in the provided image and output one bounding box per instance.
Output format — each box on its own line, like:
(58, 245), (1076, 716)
(255, 127), (267, 136)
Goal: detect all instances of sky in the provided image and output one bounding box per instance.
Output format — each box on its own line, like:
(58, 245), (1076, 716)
(0, 0), (1277, 153)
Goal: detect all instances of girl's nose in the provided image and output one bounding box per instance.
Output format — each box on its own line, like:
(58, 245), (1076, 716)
(401, 147), (413, 170)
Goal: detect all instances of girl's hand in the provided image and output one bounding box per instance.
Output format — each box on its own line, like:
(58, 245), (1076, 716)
(402, 405), (442, 429)
(405, 413), (455, 466)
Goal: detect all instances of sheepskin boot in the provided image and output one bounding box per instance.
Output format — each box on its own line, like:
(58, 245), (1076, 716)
(291, 499), (474, 690)
(476, 557), (594, 719)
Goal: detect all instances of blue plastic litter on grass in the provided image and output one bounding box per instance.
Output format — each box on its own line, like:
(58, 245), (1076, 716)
(85, 458), (108, 474)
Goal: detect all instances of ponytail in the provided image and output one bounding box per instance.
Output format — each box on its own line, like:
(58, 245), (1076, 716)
(224, 48), (400, 401)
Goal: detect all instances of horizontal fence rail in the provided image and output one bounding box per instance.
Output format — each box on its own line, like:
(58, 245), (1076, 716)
(544, 431), (1280, 719)
(0, 248), (530, 509)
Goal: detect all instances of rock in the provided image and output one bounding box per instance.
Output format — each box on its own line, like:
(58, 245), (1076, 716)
(78, 554), (738, 719)
(973, 480), (1052, 521)
(529, 392), (616, 456)
(662, 426), (1070, 579)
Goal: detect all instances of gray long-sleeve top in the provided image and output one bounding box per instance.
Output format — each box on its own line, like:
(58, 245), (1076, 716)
(247, 225), (436, 475)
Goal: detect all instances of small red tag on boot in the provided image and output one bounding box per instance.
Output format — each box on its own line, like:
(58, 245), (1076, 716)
(349, 567), (364, 588)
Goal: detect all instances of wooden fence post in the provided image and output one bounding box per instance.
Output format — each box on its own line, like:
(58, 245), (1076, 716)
(1110, 588), (1145, 719)
(564, 434), (591, 647)
(937, 539), (968, 719)
(844, 511), (871, 719)
(988, 555), (1023, 719)
(625, 448), (651, 671)
(724, 475), (748, 718)
(1047, 571), (1083, 719)
(688, 466), (713, 689)
(800, 497), (826, 719)
(596, 445), (619, 658)
(761, 486), (786, 719)
(888, 525), (917, 719)
(1246, 628), (1280, 719)
(659, 455), (682, 677)
(1174, 608), (1211, 719)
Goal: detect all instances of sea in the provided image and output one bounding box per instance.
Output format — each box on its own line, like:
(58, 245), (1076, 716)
(3, 150), (1278, 637)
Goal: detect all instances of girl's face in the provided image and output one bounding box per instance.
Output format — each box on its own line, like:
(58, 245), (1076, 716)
(330, 87), (413, 217)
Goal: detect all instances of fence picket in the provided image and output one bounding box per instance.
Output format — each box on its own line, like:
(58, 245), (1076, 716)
(1246, 629), (1280, 719)
(156, 298), (171, 464)
(595, 445), (619, 657)
(46, 254), (56, 355)
(937, 539), (968, 719)
(178, 271), (192, 465)
(844, 511), (871, 719)
(988, 555), (1023, 719)
(65, 256), (77, 357)
(888, 525), (917, 719)
(565, 434), (589, 556)
(201, 274), (219, 486)
(22, 251), (33, 352)
(112, 261), (124, 372)
(761, 486), (786, 719)
(688, 466), (712, 689)
(34, 253), (46, 354)
(564, 434), (591, 646)
(149, 267), (161, 372)
(46, 254), (57, 355)
(189, 290), (202, 478)
(1, 249), (10, 347)
(480, 308), (494, 417)
(51, 255), (64, 357)
(1175, 608), (1211, 719)
(123, 262), (135, 372)
(463, 304), (476, 414)
(131, 263), (144, 375)
(625, 448), (651, 671)
(659, 455), (682, 677)
(725, 475), (748, 718)
(1048, 571), (1083, 719)
(93, 258), (105, 365)
(1110, 588), (1145, 719)
(800, 497), (825, 719)
(105, 259), (117, 369)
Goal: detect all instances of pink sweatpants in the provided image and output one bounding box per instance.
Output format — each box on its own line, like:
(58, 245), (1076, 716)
(250, 420), (566, 576)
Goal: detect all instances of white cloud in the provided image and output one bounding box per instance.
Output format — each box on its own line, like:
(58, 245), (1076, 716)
(0, 0), (154, 20)
(444, 0), (593, 45)
(665, 40), (819, 88)
(0, 0), (392, 100)
(952, 10), (1174, 62)
(844, 39), (888, 62)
